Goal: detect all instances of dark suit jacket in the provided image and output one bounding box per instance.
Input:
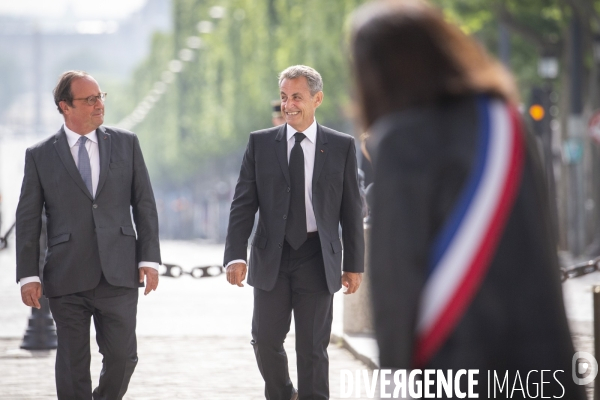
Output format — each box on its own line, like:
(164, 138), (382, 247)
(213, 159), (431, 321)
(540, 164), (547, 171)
(367, 95), (584, 398)
(16, 126), (161, 298)
(224, 123), (364, 294)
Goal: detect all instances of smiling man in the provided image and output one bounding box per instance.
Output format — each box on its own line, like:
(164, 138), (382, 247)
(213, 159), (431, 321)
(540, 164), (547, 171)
(16, 70), (161, 400)
(224, 65), (365, 399)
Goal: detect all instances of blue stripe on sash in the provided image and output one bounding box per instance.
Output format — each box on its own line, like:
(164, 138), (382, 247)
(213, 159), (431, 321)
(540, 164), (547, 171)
(427, 96), (491, 276)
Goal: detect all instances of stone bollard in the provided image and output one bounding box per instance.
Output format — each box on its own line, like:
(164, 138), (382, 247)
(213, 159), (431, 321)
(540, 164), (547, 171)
(343, 223), (374, 334)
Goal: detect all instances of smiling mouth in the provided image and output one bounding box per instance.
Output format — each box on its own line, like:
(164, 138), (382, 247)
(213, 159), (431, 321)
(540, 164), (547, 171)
(286, 111), (299, 116)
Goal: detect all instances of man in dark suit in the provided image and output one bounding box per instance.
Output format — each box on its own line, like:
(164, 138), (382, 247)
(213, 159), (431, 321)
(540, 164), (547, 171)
(16, 71), (161, 400)
(224, 65), (365, 400)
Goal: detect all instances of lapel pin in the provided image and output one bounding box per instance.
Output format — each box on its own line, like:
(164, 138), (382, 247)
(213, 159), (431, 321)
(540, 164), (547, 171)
(104, 136), (107, 139)
(321, 149), (324, 153)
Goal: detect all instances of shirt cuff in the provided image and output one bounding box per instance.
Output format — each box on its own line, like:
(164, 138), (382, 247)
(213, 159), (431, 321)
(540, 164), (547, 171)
(138, 261), (160, 271)
(226, 259), (247, 268)
(19, 276), (41, 287)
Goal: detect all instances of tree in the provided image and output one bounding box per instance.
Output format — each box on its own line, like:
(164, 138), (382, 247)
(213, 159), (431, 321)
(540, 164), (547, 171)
(118, 0), (367, 188)
(118, 0), (600, 246)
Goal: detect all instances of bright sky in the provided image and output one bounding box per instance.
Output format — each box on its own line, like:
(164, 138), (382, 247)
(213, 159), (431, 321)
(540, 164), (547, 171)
(0, 0), (147, 19)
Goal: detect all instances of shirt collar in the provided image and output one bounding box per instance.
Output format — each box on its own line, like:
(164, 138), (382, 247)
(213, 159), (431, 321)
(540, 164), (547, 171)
(63, 124), (98, 148)
(286, 119), (317, 144)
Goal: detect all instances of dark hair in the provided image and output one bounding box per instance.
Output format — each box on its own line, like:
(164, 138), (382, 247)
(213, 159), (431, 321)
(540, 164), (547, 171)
(53, 70), (91, 114)
(351, 0), (518, 129)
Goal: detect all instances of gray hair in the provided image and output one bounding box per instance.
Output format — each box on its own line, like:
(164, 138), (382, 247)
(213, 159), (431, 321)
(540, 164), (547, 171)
(278, 65), (323, 96)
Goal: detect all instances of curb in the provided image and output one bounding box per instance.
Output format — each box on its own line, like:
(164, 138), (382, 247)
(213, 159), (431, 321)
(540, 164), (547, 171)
(332, 332), (379, 370)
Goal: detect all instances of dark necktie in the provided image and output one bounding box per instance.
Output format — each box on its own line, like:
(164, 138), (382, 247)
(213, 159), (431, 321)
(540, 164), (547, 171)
(285, 132), (307, 250)
(77, 136), (93, 196)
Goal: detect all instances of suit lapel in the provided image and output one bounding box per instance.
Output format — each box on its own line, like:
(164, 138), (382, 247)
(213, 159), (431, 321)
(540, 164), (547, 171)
(275, 124), (291, 186)
(95, 126), (111, 199)
(312, 124), (328, 186)
(53, 128), (94, 201)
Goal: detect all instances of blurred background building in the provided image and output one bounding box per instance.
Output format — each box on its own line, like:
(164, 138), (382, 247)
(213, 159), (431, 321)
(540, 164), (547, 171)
(0, 0), (171, 136)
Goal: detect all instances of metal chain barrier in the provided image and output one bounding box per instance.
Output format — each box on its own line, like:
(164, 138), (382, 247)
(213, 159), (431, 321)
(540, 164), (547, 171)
(560, 257), (600, 282)
(0, 221), (15, 251)
(161, 263), (224, 279)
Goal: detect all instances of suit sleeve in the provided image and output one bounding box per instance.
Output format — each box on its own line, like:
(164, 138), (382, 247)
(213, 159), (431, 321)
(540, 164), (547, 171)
(130, 134), (161, 264)
(340, 137), (365, 273)
(223, 134), (259, 266)
(16, 148), (44, 282)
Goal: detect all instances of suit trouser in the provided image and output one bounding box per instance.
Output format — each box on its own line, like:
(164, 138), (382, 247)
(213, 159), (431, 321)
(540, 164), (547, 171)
(251, 235), (334, 400)
(48, 275), (138, 400)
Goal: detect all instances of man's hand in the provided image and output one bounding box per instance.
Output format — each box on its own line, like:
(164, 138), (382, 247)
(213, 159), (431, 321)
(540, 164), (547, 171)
(226, 262), (247, 287)
(341, 272), (363, 295)
(139, 267), (159, 295)
(21, 282), (42, 309)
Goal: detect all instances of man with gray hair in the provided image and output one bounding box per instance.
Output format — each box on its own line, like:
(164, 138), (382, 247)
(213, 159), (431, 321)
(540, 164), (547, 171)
(16, 70), (160, 400)
(224, 65), (365, 399)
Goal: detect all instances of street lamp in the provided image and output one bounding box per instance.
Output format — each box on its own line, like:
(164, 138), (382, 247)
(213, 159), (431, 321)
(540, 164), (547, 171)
(535, 50), (560, 248)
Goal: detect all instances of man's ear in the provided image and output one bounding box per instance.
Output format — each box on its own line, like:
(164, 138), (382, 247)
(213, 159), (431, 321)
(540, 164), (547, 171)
(59, 100), (70, 114)
(314, 91), (324, 108)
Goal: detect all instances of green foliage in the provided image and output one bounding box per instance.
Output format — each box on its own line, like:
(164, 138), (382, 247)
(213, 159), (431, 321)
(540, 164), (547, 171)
(435, 0), (600, 112)
(118, 0), (600, 188)
(118, 31), (183, 185)
(116, 0), (368, 187)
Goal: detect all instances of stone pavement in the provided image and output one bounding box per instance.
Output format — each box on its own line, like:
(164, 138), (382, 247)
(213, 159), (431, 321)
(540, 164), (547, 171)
(0, 240), (376, 399)
(0, 336), (371, 399)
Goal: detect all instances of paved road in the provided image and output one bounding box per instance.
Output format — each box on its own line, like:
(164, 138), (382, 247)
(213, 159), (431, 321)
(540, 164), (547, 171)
(0, 335), (372, 399)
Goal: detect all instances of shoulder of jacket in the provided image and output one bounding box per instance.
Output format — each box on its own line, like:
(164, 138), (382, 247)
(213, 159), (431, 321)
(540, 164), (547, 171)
(320, 125), (353, 142)
(250, 126), (280, 137)
(28, 133), (59, 153)
(101, 125), (135, 139)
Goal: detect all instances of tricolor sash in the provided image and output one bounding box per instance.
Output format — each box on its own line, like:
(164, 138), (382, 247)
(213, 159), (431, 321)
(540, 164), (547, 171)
(413, 96), (524, 367)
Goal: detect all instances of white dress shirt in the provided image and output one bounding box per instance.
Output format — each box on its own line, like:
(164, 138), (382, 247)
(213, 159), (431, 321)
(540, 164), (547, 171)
(19, 124), (159, 287)
(227, 119), (319, 268)
(65, 124), (100, 197)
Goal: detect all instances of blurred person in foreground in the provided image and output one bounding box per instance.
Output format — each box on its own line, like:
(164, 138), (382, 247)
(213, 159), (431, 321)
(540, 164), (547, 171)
(351, 1), (585, 397)
(16, 71), (161, 400)
(224, 65), (365, 399)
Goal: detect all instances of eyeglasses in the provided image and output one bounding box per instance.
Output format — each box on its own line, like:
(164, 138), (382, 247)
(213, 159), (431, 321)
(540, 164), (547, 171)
(71, 92), (107, 106)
